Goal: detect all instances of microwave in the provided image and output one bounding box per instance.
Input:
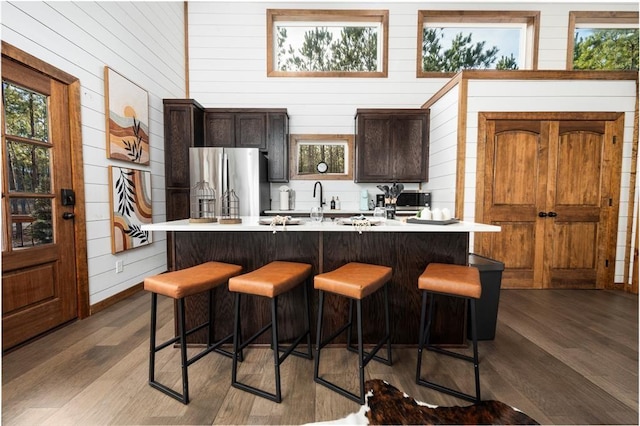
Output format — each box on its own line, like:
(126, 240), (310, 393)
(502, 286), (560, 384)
(376, 191), (431, 210)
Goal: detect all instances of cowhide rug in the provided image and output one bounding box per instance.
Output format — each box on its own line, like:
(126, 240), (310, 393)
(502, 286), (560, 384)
(312, 379), (539, 425)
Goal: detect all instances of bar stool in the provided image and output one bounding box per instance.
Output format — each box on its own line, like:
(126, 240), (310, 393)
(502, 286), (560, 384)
(314, 262), (393, 404)
(228, 261), (312, 403)
(144, 261), (243, 404)
(416, 262), (482, 402)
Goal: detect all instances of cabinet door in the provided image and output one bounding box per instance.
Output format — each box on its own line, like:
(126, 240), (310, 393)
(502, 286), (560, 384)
(356, 115), (393, 182)
(266, 112), (289, 182)
(164, 101), (203, 188)
(392, 114), (429, 181)
(204, 112), (235, 147)
(235, 113), (267, 149)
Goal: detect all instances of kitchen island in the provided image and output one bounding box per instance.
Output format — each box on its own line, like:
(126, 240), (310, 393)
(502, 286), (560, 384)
(143, 217), (500, 345)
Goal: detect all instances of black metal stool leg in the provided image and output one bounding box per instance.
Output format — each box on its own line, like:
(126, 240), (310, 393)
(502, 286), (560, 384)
(416, 290), (428, 382)
(303, 278), (313, 358)
(178, 298), (189, 404)
(346, 298), (354, 350)
(314, 290), (325, 381)
(149, 292), (158, 385)
(207, 288), (215, 347)
(232, 292), (241, 386)
(470, 299), (480, 401)
(383, 282), (392, 364)
(272, 297), (282, 402)
(315, 284), (392, 404)
(417, 292), (481, 403)
(356, 299), (365, 405)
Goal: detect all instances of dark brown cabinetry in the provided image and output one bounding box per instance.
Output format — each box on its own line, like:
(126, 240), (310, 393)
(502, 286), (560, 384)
(163, 99), (204, 217)
(163, 99), (204, 269)
(266, 112), (289, 182)
(203, 108), (289, 182)
(355, 108), (429, 182)
(204, 110), (266, 149)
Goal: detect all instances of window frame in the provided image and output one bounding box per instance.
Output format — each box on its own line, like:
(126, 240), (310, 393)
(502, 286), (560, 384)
(289, 134), (354, 180)
(416, 10), (540, 78)
(566, 11), (639, 70)
(267, 9), (389, 78)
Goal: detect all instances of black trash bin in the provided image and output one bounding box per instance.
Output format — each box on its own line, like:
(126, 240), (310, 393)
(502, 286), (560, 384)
(467, 254), (504, 341)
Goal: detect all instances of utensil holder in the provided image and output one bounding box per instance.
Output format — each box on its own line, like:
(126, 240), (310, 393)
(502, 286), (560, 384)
(385, 203), (396, 220)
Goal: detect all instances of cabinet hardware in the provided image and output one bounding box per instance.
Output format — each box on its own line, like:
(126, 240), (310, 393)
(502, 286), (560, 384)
(538, 212), (548, 217)
(547, 211), (558, 217)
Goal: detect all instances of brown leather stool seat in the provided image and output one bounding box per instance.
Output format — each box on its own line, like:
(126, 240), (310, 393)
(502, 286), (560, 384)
(229, 261), (313, 403)
(416, 262), (482, 403)
(144, 261), (243, 404)
(314, 262), (393, 404)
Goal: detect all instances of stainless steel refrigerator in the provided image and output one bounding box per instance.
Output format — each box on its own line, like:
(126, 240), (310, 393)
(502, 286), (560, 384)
(189, 147), (270, 218)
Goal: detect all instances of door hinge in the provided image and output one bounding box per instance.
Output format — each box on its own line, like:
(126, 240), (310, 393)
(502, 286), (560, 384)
(605, 259), (609, 267)
(613, 136), (617, 144)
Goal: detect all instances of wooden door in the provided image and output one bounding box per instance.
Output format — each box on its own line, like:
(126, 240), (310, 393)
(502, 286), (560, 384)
(1, 57), (78, 350)
(476, 113), (623, 289)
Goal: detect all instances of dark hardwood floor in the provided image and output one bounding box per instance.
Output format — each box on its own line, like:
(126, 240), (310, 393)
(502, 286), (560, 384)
(2, 289), (637, 425)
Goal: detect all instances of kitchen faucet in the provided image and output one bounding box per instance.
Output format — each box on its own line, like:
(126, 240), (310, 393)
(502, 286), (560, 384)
(313, 181), (325, 208)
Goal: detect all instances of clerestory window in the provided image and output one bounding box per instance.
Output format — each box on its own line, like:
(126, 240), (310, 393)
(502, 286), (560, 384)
(267, 9), (389, 78)
(417, 10), (539, 77)
(567, 11), (639, 71)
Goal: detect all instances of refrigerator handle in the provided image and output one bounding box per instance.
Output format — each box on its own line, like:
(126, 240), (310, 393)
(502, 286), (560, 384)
(222, 153), (229, 194)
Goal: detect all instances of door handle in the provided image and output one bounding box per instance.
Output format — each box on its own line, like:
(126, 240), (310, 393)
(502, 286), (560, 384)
(547, 211), (558, 218)
(538, 211), (548, 217)
(62, 212), (75, 220)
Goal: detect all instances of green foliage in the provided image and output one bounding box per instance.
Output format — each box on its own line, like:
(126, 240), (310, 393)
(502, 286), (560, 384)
(422, 28), (511, 72)
(496, 53), (519, 70)
(330, 27), (378, 71)
(573, 29), (639, 70)
(278, 25), (378, 72)
(2, 82), (48, 141)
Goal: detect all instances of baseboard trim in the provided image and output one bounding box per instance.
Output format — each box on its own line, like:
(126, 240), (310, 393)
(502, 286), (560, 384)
(90, 282), (144, 315)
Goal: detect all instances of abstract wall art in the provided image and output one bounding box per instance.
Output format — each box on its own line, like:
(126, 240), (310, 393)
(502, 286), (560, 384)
(104, 67), (150, 165)
(109, 166), (152, 253)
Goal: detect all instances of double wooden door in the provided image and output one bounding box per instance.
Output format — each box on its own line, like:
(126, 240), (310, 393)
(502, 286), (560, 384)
(475, 112), (624, 289)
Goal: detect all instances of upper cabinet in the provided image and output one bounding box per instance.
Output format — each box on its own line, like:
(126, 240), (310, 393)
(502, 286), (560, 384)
(163, 99), (204, 221)
(203, 107), (289, 182)
(355, 109), (429, 183)
(204, 110), (267, 149)
(266, 111), (289, 182)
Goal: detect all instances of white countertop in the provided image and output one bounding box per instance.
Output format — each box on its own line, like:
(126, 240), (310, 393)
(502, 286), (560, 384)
(142, 217), (501, 233)
(265, 209), (419, 216)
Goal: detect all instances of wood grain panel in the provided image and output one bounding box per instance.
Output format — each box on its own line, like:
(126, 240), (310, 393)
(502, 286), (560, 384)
(2, 263), (56, 314)
(555, 131), (602, 206)
(493, 131), (539, 206)
(171, 230), (468, 346)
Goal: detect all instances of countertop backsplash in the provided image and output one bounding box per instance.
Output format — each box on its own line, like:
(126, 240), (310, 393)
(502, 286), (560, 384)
(269, 181), (426, 213)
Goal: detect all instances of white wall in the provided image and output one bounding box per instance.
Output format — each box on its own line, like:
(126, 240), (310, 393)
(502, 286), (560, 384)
(188, 1), (638, 212)
(425, 85), (459, 214)
(2, 1), (637, 304)
(1, 1), (186, 305)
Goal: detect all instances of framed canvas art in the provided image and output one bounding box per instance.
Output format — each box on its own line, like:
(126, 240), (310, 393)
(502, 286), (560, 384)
(104, 67), (150, 165)
(109, 166), (152, 253)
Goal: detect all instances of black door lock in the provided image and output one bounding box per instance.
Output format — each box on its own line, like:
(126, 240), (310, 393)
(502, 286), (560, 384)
(61, 188), (76, 206)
